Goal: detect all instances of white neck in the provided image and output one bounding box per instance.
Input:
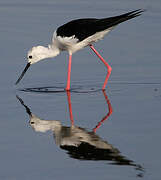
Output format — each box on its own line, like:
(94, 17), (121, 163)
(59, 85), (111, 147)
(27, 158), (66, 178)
(44, 45), (60, 59)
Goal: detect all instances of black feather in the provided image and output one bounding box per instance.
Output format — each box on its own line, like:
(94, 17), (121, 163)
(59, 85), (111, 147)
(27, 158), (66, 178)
(56, 9), (144, 41)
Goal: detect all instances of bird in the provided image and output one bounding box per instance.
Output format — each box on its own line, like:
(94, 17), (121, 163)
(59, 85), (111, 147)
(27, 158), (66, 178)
(15, 9), (144, 90)
(16, 94), (144, 174)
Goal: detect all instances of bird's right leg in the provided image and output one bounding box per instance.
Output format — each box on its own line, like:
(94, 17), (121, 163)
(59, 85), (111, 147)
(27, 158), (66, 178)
(65, 55), (72, 91)
(93, 90), (113, 132)
(66, 91), (74, 126)
(89, 45), (112, 90)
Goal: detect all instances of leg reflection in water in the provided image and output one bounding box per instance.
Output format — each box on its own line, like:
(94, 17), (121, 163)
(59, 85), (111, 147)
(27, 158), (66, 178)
(16, 91), (144, 177)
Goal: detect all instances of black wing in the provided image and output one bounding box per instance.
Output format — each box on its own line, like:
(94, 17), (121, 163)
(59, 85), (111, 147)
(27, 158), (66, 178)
(56, 9), (144, 41)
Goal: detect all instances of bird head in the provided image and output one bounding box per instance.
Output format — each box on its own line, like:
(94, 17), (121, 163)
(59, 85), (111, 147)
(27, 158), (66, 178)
(27, 46), (51, 64)
(15, 45), (60, 85)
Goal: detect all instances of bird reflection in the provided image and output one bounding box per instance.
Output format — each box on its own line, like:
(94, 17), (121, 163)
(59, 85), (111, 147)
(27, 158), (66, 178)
(16, 91), (144, 176)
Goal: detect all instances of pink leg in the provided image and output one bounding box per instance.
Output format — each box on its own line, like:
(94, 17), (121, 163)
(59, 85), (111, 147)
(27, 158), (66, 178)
(66, 55), (72, 91)
(66, 91), (74, 126)
(93, 90), (113, 133)
(90, 45), (112, 90)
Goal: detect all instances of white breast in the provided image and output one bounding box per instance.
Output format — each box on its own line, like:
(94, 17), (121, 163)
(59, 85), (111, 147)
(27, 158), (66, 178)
(52, 31), (79, 53)
(52, 27), (113, 54)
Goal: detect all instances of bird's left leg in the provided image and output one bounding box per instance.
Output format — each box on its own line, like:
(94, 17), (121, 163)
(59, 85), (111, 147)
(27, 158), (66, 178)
(66, 55), (72, 91)
(89, 45), (112, 90)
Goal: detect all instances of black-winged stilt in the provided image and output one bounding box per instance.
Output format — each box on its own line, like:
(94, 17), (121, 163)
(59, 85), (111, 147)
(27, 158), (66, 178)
(15, 9), (144, 90)
(16, 93), (144, 174)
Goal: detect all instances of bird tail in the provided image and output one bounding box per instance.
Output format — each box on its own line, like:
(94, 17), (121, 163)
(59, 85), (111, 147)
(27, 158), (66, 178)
(101, 9), (144, 28)
(115, 9), (144, 22)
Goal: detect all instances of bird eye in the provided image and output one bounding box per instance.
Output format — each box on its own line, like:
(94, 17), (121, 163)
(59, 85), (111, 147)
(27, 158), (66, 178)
(28, 55), (32, 59)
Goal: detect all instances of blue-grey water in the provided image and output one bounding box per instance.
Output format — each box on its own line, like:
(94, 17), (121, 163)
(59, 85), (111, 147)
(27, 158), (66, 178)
(0, 0), (161, 179)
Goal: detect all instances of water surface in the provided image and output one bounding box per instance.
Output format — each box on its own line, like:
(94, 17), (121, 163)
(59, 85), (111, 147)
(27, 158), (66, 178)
(0, 0), (161, 179)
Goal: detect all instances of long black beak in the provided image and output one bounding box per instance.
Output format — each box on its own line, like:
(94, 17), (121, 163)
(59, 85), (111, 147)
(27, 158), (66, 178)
(15, 63), (31, 85)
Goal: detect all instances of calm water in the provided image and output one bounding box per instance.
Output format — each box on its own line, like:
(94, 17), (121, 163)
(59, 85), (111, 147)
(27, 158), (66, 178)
(0, 0), (161, 179)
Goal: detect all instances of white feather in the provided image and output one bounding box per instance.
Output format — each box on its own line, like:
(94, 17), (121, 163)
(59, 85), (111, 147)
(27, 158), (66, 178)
(53, 27), (113, 54)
